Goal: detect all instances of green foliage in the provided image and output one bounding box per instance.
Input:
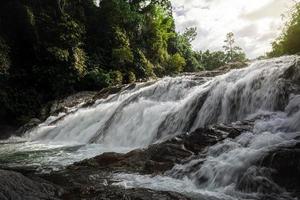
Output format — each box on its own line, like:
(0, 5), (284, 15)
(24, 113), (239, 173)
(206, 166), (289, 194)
(0, 0), (202, 125)
(168, 32), (201, 72)
(194, 33), (246, 71)
(166, 53), (186, 74)
(112, 48), (134, 65)
(134, 50), (155, 78)
(197, 50), (227, 70)
(111, 27), (134, 66)
(72, 47), (87, 77)
(82, 68), (111, 90)
(110, 70), (123, 85)
(127, 71), (137, 83)
(46, 47), (70, 62)
(182, 27), (197, 43)
(223, 32), (246, 63)
(58, 16), (85, 47)
(268, 2), (300, 57)
(144, 5), (175, 64)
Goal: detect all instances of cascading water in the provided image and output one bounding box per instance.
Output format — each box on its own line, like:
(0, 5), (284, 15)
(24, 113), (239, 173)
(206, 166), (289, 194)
(115, 102), (300, 199)
(0, 56), (300, 199)
(26, 55), (297, 145)
(112, 56), (300, 200)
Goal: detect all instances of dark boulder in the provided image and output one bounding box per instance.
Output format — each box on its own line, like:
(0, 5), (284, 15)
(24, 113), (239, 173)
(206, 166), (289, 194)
(260, 143), (300, 194)
(0, 170), (63, 200)
(71, 121), (253, 174)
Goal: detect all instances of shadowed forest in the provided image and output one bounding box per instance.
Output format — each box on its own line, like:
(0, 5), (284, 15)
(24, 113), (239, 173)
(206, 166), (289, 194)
(0, 0), (299, 128)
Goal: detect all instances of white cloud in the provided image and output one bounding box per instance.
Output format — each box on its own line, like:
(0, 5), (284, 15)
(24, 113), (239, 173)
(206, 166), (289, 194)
(171, 0), (297, 58)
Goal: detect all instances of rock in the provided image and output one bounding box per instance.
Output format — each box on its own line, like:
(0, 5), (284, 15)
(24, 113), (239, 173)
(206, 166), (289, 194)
(0, 170), (63, 200)
(259, 143), (300, 194)
(0, 125), (17, 139)
(45, 91), (98, 118)
(71, 121), (253, 175)
(4, 119), (300, 200)
(0, 169), (190, 200)
(39, 169), (191, 200)
(15, 118), (41, 135)
(62, 186), (191, 200)
(13, 121), (249, 200)
(217, 61), (248, 72)
(235, 141), (300, 198)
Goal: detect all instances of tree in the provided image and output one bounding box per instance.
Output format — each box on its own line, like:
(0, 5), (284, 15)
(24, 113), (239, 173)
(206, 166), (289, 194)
(166, 53), (186, 74)
(197, 50), (227, 70)
(144, 5), (175, 65)
(183, 27), (197, 43)
(168, 30), (201, 72)
(223, 32), (246, 62)
(0, 0), (201, 125)
(268, 2), (300, 57)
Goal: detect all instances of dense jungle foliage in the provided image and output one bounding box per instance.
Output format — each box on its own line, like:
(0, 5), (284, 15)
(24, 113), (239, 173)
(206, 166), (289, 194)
(268, 2), (300, 57)
(0, 0), (246, 125)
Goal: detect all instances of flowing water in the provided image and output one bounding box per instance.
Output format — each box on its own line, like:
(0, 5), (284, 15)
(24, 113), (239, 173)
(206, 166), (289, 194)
(0, 56), (300, 199)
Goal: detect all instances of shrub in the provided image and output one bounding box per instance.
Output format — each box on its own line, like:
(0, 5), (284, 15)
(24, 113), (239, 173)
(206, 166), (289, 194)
(110, 70), (123, 85)
(166, 53), (186, 74)
(82, 68), (111, 90)
(126, 71), (136, 83)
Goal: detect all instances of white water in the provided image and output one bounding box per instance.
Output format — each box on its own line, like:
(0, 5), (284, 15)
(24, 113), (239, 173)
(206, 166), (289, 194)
(114, 101), (300, 199)
(1, 56), (300, 198)
(25, 56), (298, 145)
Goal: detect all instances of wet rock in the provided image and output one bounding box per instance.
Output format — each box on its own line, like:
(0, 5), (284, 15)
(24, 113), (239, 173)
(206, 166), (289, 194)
(0, 169), (190, 200)
(15, 118), (41, 135)
(281, 57), (300, 87)
(5, 119), (300, 200)
(259, 143), (300, 194)
(0, 170), (63, 200)
(235, 141), (300, 198)
(62, 186), (191, 200)
(39, 169), (191, 200)
(48, 91), (98, 116)
(237, 166), (284, 194)
(217, 61), (248, 72)
(72, 121), (253, 175)
(0, 125), (17, 139)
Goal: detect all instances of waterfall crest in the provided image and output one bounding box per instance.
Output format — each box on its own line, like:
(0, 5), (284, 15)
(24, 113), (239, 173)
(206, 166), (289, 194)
(1, 55), (300, 176)
(25, 56), (299, 148)
(1, 55), (300, 200)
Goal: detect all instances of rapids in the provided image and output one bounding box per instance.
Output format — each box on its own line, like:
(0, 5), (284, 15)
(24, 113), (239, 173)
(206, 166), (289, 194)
(0, 56), (300, 199)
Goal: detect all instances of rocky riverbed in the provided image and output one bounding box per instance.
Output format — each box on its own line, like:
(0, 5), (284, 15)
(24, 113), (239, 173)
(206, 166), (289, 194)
(1, 119), (299, 200)
(0, 121), (250, 200)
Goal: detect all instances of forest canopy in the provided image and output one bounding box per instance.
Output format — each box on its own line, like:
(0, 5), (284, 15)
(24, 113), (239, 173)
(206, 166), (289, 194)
(0, 0), (246, 125)
(268, 2), (300, 57)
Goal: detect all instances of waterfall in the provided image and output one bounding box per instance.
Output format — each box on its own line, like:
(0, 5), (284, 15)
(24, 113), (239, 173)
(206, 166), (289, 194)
(113, 56), (300, 200)
(1, 55), (300, 177)
(26, 56), (298, 146)
(114, 97), (300, 199)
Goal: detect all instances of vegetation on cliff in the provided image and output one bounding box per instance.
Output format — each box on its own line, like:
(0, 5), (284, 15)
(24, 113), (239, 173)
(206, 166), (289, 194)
(0, 0), (246, 125)
(268, 2), (300, 57)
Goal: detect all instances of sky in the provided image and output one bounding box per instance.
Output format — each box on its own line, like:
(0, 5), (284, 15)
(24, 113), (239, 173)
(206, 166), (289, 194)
(171, 0), (298, 58)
